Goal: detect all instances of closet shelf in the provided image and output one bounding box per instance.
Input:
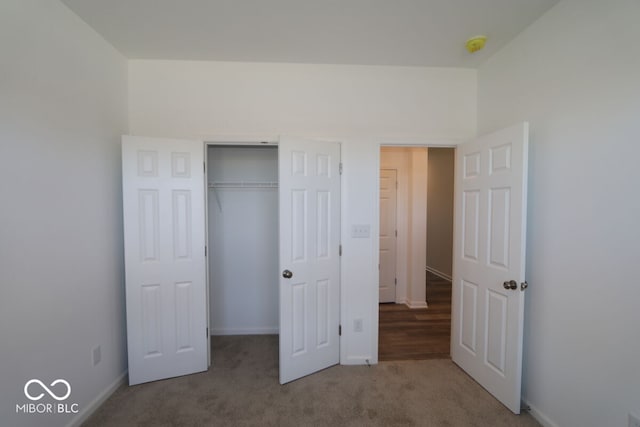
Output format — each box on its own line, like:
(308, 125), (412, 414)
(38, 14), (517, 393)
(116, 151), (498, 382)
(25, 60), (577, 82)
(208, 181), (278, 189)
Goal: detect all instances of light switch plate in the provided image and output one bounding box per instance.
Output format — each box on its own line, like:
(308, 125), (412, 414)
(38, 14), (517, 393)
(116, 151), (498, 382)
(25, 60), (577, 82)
(351, 224), (370, 238)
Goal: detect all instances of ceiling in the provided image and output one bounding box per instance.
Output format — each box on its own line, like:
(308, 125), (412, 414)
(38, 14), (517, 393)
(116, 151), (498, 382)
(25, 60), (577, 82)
(61, 0), (558, 68)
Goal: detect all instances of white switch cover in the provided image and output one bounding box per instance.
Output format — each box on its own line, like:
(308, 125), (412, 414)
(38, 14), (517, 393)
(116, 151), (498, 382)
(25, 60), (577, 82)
(351, 224), (370, 238)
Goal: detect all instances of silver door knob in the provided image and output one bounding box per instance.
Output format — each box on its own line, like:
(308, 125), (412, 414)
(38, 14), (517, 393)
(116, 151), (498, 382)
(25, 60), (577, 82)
(521, 281), (529, 291)
(282, 269), (293, 279)
(503, 280), (517, 290)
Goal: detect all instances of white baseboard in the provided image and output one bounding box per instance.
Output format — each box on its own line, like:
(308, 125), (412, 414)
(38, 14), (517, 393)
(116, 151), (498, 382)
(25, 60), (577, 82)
(522, 399), (559, 427)
(425, 266), (452, 281)
(66, 370), (127, 427)
(210, 327), (278, 335)
(405, 301), (428, 309)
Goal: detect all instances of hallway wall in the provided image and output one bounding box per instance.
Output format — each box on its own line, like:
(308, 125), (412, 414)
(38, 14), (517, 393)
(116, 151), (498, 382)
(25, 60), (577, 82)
(426, 148), (454, 279)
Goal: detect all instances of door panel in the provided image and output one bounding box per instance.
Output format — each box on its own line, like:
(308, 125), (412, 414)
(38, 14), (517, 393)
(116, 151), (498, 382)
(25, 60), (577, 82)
(122, 136), (208, 385)
(379, 169), (398, 303)
(279, 137), (341, 384)
(451, 123), (528, 414)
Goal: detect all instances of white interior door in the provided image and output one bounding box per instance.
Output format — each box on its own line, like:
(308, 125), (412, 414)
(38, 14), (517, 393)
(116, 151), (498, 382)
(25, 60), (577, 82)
(379, 169), (397, 303)
(451, 123), (529, 413)
(279, 137), (341, 384)
(122, 136), (208, 385)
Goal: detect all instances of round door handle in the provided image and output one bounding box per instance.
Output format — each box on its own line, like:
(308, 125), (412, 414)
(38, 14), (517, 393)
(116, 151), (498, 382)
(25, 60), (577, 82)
(282, 269), (293, 279)
(503, 280), (518, 290)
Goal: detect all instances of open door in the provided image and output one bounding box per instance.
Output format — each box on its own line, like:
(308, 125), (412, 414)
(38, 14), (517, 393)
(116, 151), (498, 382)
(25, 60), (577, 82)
(279, 137), (341, 384)
(122, 136), (208, 385)
(451, 123), (529, 413)
(379, 169), (398, 303)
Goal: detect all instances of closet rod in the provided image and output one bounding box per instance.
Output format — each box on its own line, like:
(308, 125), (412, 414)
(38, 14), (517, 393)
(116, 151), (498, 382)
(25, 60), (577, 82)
(208, 181), (278, 189)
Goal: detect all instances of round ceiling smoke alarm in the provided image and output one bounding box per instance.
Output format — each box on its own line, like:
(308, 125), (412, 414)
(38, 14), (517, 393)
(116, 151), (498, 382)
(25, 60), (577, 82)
(465, 36), (487, 53)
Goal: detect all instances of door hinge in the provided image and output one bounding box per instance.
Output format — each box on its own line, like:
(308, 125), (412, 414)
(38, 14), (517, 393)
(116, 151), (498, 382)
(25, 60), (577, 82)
(203, 162), (206, 173)
(339, 325), (342, 336)
(394, 278), (397, 285)
(205, 246), (207, 256)
(206, 327), (209, 337)
(339, 244), (342, 256)
(339, 162), (343, 175)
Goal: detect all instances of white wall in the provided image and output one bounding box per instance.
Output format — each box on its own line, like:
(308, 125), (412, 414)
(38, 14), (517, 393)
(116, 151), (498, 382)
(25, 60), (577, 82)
(426, 148), (454, 280)
(477, 1), (640, 426)
(0, 1), (128, 426)
(129, 60), (475, 141)
(129, 60), (476, 363)
(408, 149), (428, 308)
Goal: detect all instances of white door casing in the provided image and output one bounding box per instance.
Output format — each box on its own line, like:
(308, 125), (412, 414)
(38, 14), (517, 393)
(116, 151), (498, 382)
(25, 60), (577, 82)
(279, 137), (341, 384)
(122, 136), (208, 386)
(379, 169), (398, 303)
(451, 123), (529, 413)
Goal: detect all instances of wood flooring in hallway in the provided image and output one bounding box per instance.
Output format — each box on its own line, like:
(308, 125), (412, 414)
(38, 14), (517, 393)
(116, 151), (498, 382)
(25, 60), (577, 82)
(378, 272), (452, 361)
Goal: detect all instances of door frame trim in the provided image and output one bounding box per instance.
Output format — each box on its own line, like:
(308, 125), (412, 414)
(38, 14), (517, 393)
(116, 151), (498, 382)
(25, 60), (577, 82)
(373, 140), (458, 363)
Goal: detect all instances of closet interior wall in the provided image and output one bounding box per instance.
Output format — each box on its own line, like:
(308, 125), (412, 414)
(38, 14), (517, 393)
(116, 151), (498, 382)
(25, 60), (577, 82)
(207, 145), (279, 335)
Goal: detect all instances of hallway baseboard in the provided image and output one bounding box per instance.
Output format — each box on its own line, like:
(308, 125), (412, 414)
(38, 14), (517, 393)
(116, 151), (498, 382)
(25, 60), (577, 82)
(425, 266), (452, 282)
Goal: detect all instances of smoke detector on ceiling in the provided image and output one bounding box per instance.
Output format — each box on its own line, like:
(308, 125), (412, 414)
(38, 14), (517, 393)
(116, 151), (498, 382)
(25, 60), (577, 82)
(465, 36), (487, 53)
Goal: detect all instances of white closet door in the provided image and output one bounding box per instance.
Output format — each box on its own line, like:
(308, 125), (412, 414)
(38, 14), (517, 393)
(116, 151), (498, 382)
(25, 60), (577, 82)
(122, 136), (208, 385)
(451, 123), (529, 413)
(279, 137), (341, 384)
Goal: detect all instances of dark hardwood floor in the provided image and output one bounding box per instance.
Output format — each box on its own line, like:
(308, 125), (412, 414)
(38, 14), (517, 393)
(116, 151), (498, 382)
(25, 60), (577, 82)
(378, 272), (452, 361)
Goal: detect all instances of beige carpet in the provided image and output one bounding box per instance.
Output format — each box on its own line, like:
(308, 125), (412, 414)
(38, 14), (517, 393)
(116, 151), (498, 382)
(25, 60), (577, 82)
(84, 335), (539, 426)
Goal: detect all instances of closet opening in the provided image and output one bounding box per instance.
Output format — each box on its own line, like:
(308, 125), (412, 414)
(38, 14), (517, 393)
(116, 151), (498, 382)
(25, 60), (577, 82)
(205, 144), (279, 353)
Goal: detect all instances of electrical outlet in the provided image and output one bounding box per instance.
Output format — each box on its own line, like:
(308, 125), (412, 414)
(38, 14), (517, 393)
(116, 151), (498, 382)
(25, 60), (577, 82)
(354, 319), (363, 332)
(629, 413), (640, 427)
(92, 345), (101, 366)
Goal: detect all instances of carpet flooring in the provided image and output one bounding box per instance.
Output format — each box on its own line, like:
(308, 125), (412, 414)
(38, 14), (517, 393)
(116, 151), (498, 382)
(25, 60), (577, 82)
(84, 335), (539, 427)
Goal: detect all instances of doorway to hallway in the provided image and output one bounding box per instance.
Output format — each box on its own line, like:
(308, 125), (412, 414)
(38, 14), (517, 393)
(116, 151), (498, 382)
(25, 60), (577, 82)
(378, 147), (454, 361)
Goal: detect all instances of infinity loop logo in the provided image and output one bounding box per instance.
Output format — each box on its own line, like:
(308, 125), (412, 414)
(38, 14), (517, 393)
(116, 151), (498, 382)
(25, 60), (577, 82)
(24, 379), (71, 401)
